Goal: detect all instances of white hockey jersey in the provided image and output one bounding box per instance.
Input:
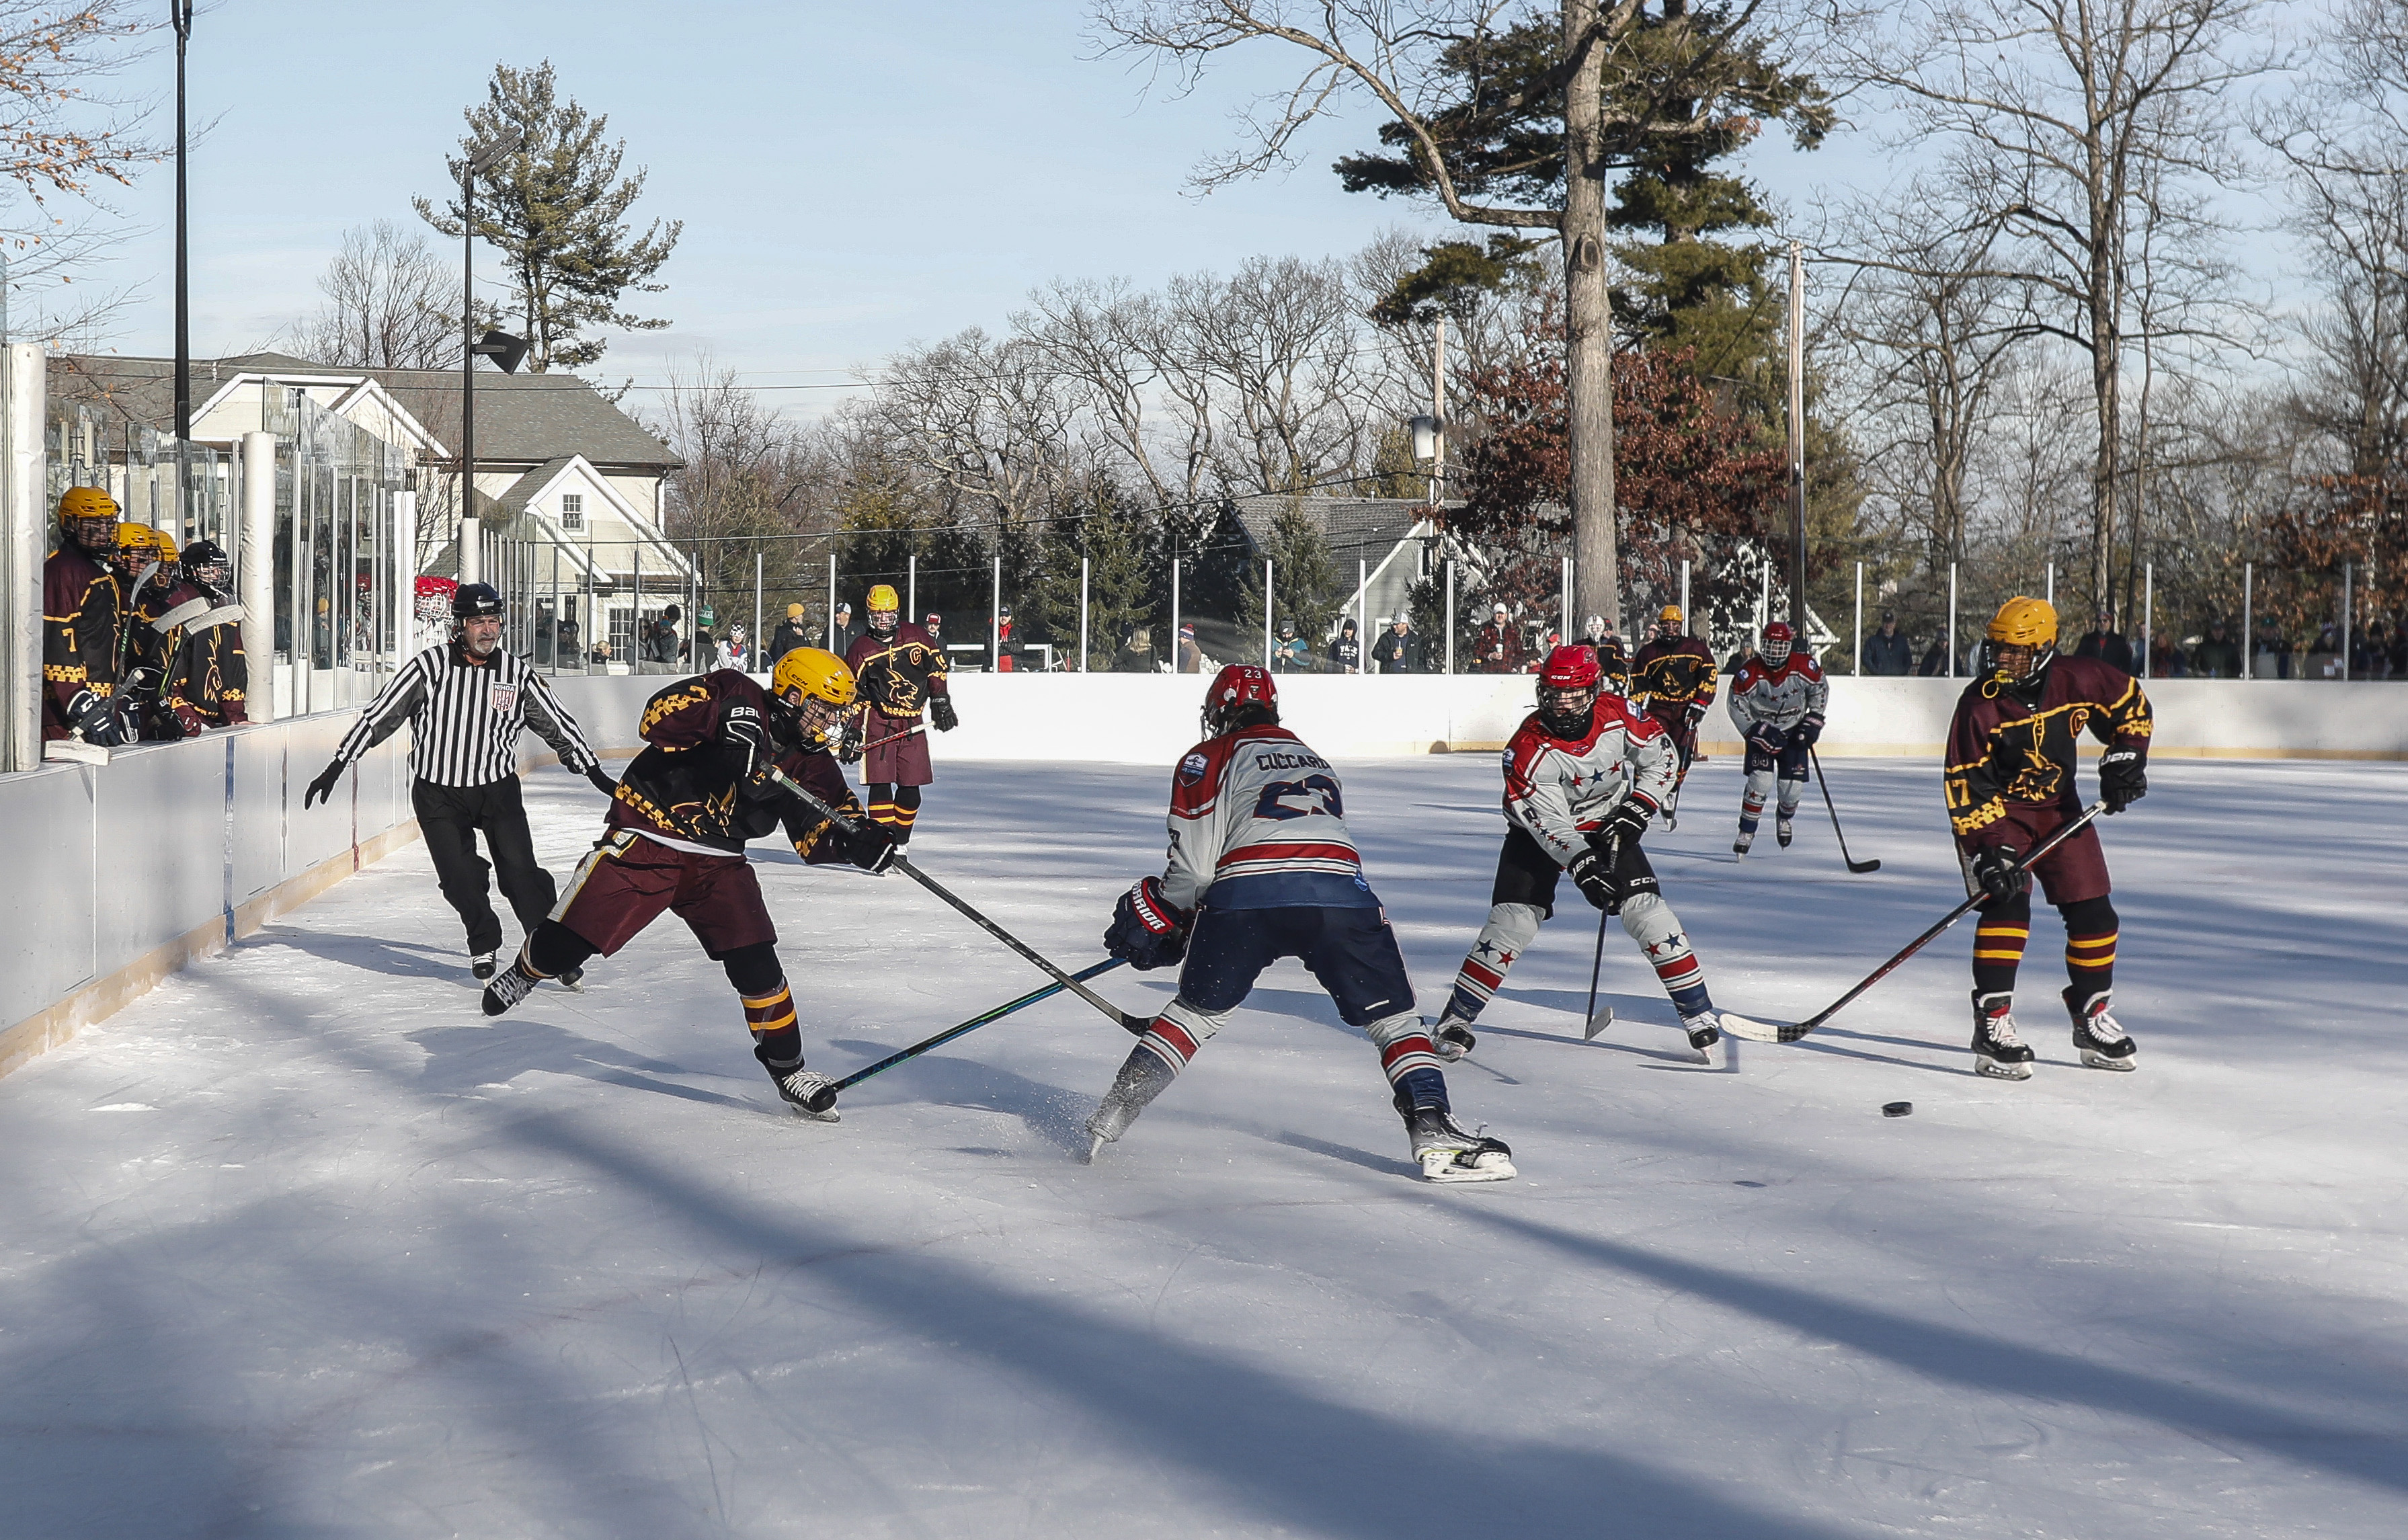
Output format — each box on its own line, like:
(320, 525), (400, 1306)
(1726, 653), (1829, 737)
(1501, 698), (1679, 868)
(1160, 724), (1377, 911)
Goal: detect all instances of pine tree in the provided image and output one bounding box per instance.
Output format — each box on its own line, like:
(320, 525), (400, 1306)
(417, 61), (682, 373)
(1237, 498), (1345, 645)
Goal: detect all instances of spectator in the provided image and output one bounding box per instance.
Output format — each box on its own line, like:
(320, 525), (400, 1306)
(1371, 614), (1424, 674)
(1578, 614), (1629, 693)
(1176, 621), (1206, 674)
(1860, 610), (1915, 676)
(1271, 620), (1311, 673)
(1727, 641), (1761, 676)
(556, 615), (580, 661)
(1472, 604), (1524, 674)
(2252, 616), (2291, 679)
(590, 637), (612, 666)
(924, 613), (945, 646)
(767, 602), (810, 663)
(996, 605), (1015, 672)
(690, 625), (714, 667)
(1915, 637), (1948, 677)
(646, 605), (682, 665)
(1329, 616), (1363, 674)
(2192, 619), (2242, 678)
(1113, 626), (1156, 674)
(2149, 630), (2189, 678)
(2350, 622), (2380, 679)
(2073, 608), (2134, 673)
(828, 601), (858, 655)
(2387, 620), (2407, 680)
(720, 624), (748, 670)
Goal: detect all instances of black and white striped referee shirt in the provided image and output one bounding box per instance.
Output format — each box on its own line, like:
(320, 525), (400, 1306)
(333, 642), (599, 787)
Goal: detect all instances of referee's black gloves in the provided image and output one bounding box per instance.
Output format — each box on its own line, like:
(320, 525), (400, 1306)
(303, 759), (345, 809)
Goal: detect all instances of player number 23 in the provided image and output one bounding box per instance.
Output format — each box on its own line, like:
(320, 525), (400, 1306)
(1254, 774), (1343, 821)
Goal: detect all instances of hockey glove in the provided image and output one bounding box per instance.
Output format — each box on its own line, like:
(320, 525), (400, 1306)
(2098, 747), (2147, 813)
(303, 758), (346, 809)
(584, 765), (619, 798)
(836, 719), (864, 765)
(64, 687), (125, 747)
(1595, 799), (1650, 856)
(1744, 722), (1786, 757)
(1792, 713), (1825, 748)
(1566, 846), (1623, 911)
(1970, 844), (2028, 904)
(722, 704), (774, 788)
(835, 815), (899, 873)
(1105, 877), (1190, 971)
(930, 694), (959, 733)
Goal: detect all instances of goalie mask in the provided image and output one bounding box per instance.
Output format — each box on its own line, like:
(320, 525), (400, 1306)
(1535, 645), (1601, 738)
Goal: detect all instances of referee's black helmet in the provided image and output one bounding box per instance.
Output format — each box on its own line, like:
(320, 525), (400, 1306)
(452, 582), (504, 618)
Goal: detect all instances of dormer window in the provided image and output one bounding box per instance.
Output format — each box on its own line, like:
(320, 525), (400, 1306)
(560, 493), (584, 530)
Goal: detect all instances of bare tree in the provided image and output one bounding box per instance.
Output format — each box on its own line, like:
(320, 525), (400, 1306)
(1830, 0), (2278, 612)
(868, 327), (1075, 532)
(1090, 0), (1799, 626)
(283, 221), (458, 369)
(1190, 254), (1370, 493)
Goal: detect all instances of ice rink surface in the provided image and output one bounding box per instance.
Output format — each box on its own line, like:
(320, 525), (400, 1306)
(3, 751), (2403, 1539)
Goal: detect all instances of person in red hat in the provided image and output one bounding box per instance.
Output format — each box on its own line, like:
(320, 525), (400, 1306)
(1724, 620), (1827, 855)
(1428, 646), (1768, 1065)
(1087, 663), (1515, 1183)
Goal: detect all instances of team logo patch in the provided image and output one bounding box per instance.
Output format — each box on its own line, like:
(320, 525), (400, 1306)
(489, 684), (520, 713)
(1178, 751), (1210, 785)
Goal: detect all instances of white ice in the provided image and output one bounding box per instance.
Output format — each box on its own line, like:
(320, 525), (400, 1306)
(3, 752), (2404, 1539)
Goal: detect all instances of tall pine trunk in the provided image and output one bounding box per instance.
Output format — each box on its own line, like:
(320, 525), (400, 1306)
(1564, 0), (1620, 631)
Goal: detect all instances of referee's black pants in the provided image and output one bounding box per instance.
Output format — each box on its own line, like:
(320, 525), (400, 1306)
(411, 776), (557, 957)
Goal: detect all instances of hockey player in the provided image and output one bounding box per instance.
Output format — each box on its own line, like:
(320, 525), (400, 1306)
(481, 649), (898, 1119)
(1948, 596), (2151, 1080)
(114, 526), (213, 739)
(1631, 604), (1717, 825)
(1579, 614), (1631, 695)
(844, 583), (957, 844)
(1725, 620), (1827, 854)
(42, 487), (125, 744)
(1090, 665), (1514, 1183)
(1429, 647), (1763, 1067)
(161, 538), (248, 729)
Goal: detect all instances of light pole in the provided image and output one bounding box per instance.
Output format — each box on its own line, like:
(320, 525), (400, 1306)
(171, 1), (192, 444)
(457, 126), (526, 585)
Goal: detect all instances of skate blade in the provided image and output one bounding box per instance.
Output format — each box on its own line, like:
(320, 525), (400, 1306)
(1582, 1006), (1613, 1041)
(1082, 1134), (1109, 1164)
(1421, 1149), (1517, 1183)
(1975, 1055), (2034, 1081)
(1433, 1037), (1469, 1063)
(556, 973), (586, 994)
(784, 1100), (841, 1123)
(1689, 1039), (1722, 1068)
(2081, 1048), (2138, 1071)
(1716, 1013), (1782, 1044)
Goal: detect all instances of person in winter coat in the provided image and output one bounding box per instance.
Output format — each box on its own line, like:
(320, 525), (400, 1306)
(1371, 616), (1425, 674)
(768, 603), (811, 663)
(1328, 618), (1362, 674)
(1474, 604), (1526, 674)
(1860, 612), (1915, 676)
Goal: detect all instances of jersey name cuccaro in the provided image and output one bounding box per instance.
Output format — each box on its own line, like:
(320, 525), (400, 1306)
(1162, 724), (1375, 911)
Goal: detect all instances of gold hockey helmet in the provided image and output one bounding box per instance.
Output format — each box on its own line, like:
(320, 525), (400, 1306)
(1658, 604), (1683, 626)
(770, 646), (857, 708)
(866, 583), (900, 613)
(59, 485), (119, 523)
(1985, 596), (2058, 650)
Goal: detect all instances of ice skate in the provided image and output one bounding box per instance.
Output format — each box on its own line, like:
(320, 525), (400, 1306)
(1425, 1014), (1478, 1062)
(756, 1045), (840, 1121)
(556, 965), (586, 993)
(1400, 1101), (1516, 1183)
(1971, 991), (2035, 1080)
(470, 950), (498, 981)
(1083, 1049), (1177, 1162)
(1662, 805), (1679, 831)
(1732, 830), (1754, 856)
(1677, 1009), (1726, 1066)
(1775, 815), (1794, 848)
(481, 957), (542, 1017)
(2064, 987), (2138, 1071)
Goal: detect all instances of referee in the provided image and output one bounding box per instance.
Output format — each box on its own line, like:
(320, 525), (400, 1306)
(304, 582), (614, 982)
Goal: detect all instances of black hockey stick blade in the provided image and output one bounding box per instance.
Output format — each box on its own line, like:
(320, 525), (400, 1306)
(807, 958), (1129, 1112)
(1728, 802), (2108, 1045)
(762, 766), (1151, 1032)
(1810, 748), (1882, 873)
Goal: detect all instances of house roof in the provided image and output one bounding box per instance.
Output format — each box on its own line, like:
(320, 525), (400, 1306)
(1228, 495), (1447, 564)
(48, 351), (682, 472)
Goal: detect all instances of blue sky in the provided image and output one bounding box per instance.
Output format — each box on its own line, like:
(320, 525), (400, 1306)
(87, 0), (2295, 416)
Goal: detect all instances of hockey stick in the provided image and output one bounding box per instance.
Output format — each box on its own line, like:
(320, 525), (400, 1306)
(1809, 748), (1882, 873)
(764, 766), (1153, 1034)
(1582, 909), (1613, 1039)
(1720, 802), (2106, 1045)
(803, 958), (1128, 1113)
(858, 722), (925, 754)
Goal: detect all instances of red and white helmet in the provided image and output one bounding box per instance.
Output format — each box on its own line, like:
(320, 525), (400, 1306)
(1538, 645), (1601, 690)
(1203, 663), (1278, 736)
(1535, 645), (1602, 735)
(1761, 620), (1796, 666)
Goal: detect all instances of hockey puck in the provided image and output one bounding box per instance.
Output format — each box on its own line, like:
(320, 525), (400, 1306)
(1882, 1101), (1913, 1118)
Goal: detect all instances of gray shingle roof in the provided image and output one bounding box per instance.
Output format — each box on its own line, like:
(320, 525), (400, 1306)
(47, 351), (681, 472)
(1228, 495), (1445, 565)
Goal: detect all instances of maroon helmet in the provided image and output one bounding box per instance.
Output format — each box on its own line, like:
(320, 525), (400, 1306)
(1762, 620), (1796, 665)
(1203, 663), (1278, 736)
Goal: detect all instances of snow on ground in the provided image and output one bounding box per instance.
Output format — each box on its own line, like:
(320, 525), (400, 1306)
(2, 752), (2404, 1539)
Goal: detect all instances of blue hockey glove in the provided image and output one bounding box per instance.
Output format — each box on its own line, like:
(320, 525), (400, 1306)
(1744, 722), (1785, 757)
(1105, 877), (1189, 970)
(1792, 713), (1824, 748)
